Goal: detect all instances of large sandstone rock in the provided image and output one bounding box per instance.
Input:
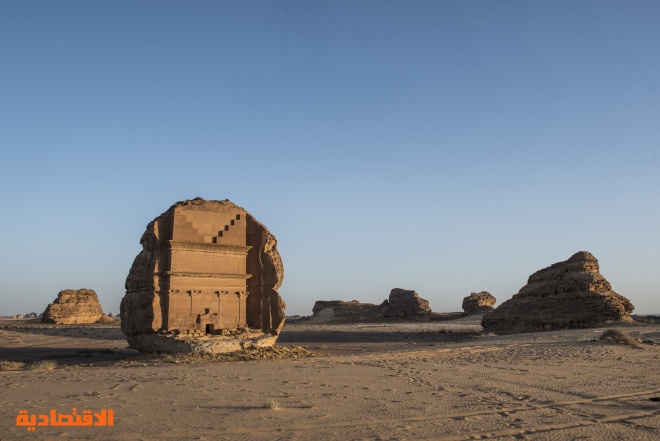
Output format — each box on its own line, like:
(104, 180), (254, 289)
(311, 289), (432, 323)
(311, 300), (384, 322)
(482, 251), (634, 334)
(382, 288), (432, 320)
(462, 292), (496, 314)
(42, 289), (104, 324)
(120, 198), (285, 354)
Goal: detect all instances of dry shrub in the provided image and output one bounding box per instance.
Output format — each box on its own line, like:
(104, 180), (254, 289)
(27, 360), (58, 371)
(599, 328), (642, 348)
(0, 360), (26, 371)
(263, 399), (279, 409)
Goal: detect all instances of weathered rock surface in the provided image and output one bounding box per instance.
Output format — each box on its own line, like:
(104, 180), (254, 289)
(311, 289), (432, 322)
(482, 251), (634, 334)
(382, 288), (432, 320)
(42, 289), (104, 324)
(462, 292), (496, 314)
(311, 300), (384, 322)
(120, 198), (285, 354)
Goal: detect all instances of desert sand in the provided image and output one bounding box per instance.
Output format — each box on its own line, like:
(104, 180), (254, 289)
(1, 316), (659, 440)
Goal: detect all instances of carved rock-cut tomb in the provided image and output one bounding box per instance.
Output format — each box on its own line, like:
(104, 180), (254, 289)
(120, 198), (285, 354)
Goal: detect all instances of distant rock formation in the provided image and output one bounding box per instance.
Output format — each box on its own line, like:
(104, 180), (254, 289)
(96, 314), (119, 324)
(462, 292), (496, 315)
(482, 252), (634, 334)
(382, 288), (432, 320)
(120, 198), (285, 354)
(311, 288), (432, 322)
(42, 289), (104, 324)
(285, 315), (305, 321)
(312, 300), (384, 322)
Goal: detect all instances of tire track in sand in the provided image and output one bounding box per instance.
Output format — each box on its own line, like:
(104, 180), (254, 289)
(220, 388), (660, 435)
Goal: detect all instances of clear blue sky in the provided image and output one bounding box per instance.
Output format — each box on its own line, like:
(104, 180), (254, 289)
(1, 1), (658, 316)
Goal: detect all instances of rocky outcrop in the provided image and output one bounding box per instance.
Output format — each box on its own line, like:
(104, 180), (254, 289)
(311, 300), (384, 322)
(97, 314), (119, 324)
(482, 252), (634, 334)
(120, 198), (285, 354)
(382, 288), (432, 320)
(462, 292), (496, 314)
(311, 289), (432, 322)
(42, 289), (104, 324)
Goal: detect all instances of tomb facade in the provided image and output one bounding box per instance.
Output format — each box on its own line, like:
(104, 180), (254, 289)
(121, 198), (285, 353)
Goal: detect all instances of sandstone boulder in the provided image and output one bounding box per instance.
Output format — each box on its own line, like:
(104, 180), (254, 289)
(462, 292), (496, 314)
(120, 198), (285, 354)
(382, 288), (432, 320)
(482, 251), (634, 334)
(42, 289), (104, 324)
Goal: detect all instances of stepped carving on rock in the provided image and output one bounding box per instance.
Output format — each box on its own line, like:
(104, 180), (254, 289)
(120, 198), (285, 354)
(482, 251), (634, 334)
(42, 289), (104, 324)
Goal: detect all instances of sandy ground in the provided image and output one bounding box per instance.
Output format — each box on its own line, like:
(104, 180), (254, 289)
(1, 317), (659, 440)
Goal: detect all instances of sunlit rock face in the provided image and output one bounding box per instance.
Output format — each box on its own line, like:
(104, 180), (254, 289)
(42, 289), (104, 324)
(120, 198), (285, 354)
(462, 292), (496, 315)
(382, 288), (432, 320)
(482, 251), (634, 334)
(311, 289), (432, 322)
